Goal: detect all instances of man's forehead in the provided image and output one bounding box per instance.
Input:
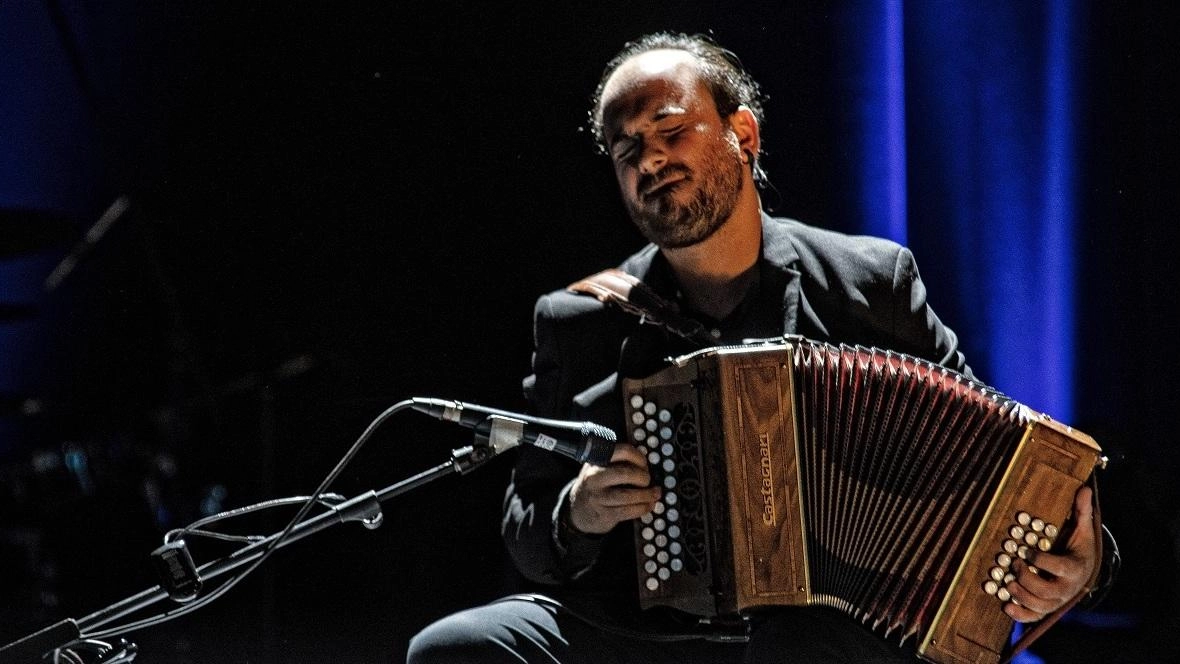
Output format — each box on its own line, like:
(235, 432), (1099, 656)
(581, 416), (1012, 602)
(601, 49), (707, 131)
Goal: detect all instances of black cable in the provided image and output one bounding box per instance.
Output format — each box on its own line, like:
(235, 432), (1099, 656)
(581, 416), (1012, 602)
(76, 399), (415, 641)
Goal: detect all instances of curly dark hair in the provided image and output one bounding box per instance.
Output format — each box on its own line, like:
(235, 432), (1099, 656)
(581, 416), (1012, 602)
(588, 31), (769, 186)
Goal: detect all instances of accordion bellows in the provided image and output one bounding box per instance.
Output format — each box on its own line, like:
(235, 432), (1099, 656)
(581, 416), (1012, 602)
(622, 337), (1103, 664)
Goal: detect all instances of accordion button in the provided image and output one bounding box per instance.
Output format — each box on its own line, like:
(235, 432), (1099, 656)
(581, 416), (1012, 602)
(1003, 573), (1016, 585)
(662, 459), (675, 473)
(631, 411), (645, 425)
(997, 587), (1012, 602)
(668, 525), (681, 539)
(659, 427), (673, 440)
(641, 512), (654, 524)
(996, 553), (1013, 567)
(666, 492), (678, 505)
(670, 541), (682, 555)
(657, 551), (669, 564)
(1017, 545), (1030, 560)
(643, 544), (656, 557)
(648, 451), (660, 465)
(983, 580), (999, 595)
(641, 527), (655, 540)
(630, 394), (645, 409)
(1003, 540), (1019, 554)
(1044, 524), (1059, 538)
(1038, 538), (1053, 552)
(1009, 525), (1025, 539)
(660, 443), (675, 457)
(655, 534), (668, 547)
(658, 409), (672, 423)
(645, 560), (658, 574)
(654, 518), (666, 531)
(990, 567), (1005, 582)
(1024, 532), (1040, 546)
(644, 401), (657, 415)
(1031, 518), (1046, 532)
(633, 428), (646, 442)
(1016, 512), (1032, 526)
(663, 476), (677, 489)
(658, 567), (671, 580)
(646, 577), (659, 591)
(645, 419), (658, 432)
(653, 502), (665, 515)
(667, 508), (679, 522)
(671, 558), (683, 572)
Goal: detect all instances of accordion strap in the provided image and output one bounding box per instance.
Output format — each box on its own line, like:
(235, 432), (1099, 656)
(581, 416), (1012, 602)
(567, 268), (717, 347)
(1002, 474), (1104, 663)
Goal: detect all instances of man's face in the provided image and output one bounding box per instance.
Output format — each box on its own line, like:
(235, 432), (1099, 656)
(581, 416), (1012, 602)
(599, 50), (745, 249)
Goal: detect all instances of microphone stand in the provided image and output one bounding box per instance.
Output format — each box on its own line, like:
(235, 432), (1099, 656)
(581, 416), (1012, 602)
(0, 438), (500, 663)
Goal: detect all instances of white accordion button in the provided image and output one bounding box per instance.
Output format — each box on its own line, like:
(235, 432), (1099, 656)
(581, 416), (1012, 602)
(660, 443), (675, 457)
(662, 458), (675, 473)
(668, 525), (681, 539)
(644, 560), (658, 574)
(665, 492), (678, 505)
(670, 558), (683, 572)
(663, 476), (677, 489)
(1009, 525), (1025, 539)
(643, 544), (656, 557)
(646, 577), (659, 591)
(640, 512), (653, 524)
(983, 580), (999, 595)
(633, 428), (646, 442)
(659, 427), (673, 440)
(1016, 512), (1032, 526)
(1003, 539), (1019, 554)
(666, 508), (679, 522)
(996, 553), (1013, 567)
(670, 541), (682, 555)
(658, 409), (672, 423)
(631, 411), (645, 425)
(657, 567), (671, 580)
(997, 587), (1012, 602)
(641, 527), (654, 540)
(655, 534), (668, 547)
(1024, 532), (1040, 546)
(1044, 523), (1059, 538)
(653, 501), (665, 515)
(1038, 538), (1053, 552)
(630, 394), (644, 409)
(1031, 518), (1045, 532)
(643, 401), (657, 415)
(989, 567), (1005, 582)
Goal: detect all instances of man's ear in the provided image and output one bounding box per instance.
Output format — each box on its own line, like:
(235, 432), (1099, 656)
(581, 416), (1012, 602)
(728, 105), (761, 160)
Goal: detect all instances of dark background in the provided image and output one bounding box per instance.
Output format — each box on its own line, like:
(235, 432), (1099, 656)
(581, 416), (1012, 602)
(1, 2), (1176, 662)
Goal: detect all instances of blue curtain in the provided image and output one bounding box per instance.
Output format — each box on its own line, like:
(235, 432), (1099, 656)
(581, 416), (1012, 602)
(830, 0), (1081, 425)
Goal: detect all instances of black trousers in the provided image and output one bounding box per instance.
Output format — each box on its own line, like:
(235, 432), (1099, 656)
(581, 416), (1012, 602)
(406, 594), (915, 664)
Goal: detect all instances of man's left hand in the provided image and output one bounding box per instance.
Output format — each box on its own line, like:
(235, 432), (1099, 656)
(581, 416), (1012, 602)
(1003, 485), (1097, 623)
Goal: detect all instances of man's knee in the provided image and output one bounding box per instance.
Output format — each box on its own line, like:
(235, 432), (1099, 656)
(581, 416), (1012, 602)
(406, 600), (559, 664)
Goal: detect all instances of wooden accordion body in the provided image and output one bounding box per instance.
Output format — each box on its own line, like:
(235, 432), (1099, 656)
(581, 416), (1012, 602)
(622, 337), (1103, 664)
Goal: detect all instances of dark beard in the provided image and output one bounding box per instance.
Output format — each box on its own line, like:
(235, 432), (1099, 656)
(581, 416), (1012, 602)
(626, 148), (744, 249)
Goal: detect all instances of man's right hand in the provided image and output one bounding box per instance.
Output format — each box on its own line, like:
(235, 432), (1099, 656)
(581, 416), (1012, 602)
(567, 443), (661, 535)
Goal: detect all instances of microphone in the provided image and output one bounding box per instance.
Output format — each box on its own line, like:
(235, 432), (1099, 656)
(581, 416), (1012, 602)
(410, 398), (616, 466)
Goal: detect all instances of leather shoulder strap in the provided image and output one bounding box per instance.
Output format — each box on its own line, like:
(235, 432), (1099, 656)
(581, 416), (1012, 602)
(567, 268), (715, 347)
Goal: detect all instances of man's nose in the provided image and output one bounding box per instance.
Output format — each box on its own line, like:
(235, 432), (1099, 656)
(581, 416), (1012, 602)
(638, 141), (667, 175)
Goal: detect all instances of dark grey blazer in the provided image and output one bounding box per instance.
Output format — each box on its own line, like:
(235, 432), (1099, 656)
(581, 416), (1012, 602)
(502, 213), (970, 619)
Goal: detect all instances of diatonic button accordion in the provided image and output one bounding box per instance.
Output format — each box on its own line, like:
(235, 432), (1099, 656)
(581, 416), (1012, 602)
(622, 337), (1104, 664)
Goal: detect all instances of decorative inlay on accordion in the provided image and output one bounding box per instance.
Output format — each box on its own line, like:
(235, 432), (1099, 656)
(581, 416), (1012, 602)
(622, 337), (1103, 664)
